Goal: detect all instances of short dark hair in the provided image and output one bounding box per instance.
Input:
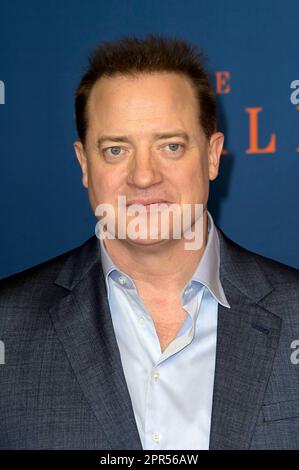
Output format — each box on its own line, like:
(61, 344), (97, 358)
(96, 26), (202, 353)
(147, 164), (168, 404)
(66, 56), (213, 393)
(75, 34), (216, 145)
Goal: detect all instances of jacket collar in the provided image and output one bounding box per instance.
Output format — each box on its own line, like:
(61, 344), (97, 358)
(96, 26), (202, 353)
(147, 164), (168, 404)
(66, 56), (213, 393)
(210, 225), (282, 449)
(51, 235), (143, 449)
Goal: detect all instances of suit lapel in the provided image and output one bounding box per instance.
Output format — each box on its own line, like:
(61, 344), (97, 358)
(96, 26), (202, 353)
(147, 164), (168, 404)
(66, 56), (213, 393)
(49, 236), (142, 450)
(209, 228), (282, 449)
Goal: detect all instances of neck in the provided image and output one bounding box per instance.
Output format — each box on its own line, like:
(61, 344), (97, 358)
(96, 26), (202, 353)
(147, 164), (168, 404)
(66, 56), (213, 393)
(102, 208), (209, 294)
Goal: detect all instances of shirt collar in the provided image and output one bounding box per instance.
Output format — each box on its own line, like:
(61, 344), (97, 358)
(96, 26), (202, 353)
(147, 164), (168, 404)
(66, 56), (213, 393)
(99, 210), (230, 308)
(190, 211), (230, 308)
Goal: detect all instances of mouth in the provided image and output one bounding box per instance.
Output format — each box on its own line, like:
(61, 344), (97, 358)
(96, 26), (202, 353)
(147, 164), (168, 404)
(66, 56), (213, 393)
(126, 199), (171, 212)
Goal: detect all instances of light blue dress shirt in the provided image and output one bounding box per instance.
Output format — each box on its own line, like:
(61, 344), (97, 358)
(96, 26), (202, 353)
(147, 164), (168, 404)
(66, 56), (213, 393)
(99, 211), (230, 450)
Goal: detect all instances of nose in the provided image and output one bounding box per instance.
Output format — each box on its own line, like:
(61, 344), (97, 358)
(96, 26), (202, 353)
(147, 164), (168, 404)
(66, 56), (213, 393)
(127, 148), (163, 189)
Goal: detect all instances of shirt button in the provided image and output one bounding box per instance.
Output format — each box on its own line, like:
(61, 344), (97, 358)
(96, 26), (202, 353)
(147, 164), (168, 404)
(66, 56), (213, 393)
(152, 432), (160, 443)
(138, 316), (146, 325)
(118, 276), (126, 285)
(153, 371), (160, 380)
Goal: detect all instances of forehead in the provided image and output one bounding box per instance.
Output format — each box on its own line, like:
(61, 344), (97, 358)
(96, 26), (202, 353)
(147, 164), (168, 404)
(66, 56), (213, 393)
(86, 72), (200, 131)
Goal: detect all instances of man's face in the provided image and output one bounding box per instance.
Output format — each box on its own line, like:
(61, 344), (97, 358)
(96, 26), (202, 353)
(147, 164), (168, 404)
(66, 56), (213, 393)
(74, 72), (224, 245)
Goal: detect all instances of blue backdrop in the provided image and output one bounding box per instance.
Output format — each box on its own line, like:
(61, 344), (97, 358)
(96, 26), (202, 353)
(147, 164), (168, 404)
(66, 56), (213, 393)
(0, 0), (298, 278)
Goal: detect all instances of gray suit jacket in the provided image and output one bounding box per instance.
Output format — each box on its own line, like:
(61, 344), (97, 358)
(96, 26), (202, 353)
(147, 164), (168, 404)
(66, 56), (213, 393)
(0, 227), (298, 450)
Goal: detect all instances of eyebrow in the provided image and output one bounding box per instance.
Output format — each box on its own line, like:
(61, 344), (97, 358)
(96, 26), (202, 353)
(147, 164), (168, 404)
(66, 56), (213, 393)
(96, 131), (190, 147)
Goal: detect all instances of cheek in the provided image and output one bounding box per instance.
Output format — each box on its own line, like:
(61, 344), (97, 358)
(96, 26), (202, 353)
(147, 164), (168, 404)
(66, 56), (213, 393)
(185, 157), (207, 184)
(88, 165), (123, 202)
(182, 159), (209, 198)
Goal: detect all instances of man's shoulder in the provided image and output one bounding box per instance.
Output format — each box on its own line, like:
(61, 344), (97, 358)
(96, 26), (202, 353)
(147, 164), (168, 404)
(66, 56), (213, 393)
(250, 249), (298, 286)
(0, 236), (96, 309)
(216, 226), (299, 325)
(217, 226), (299, 287)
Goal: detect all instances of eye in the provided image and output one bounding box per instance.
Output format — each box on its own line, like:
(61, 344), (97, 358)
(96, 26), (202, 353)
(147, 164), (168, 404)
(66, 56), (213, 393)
(102, 146), (126, 159)
(164, 143), (185, 155)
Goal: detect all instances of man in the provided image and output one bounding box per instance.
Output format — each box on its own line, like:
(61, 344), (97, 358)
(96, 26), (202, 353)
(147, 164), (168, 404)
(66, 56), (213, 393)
(0, 34), (298, 450)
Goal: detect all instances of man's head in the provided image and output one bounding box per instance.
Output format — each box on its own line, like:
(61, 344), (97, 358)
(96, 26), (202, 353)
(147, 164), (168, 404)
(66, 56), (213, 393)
(74, 34), (224, 247)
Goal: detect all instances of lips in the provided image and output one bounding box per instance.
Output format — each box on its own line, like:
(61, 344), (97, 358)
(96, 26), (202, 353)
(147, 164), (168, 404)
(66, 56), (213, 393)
(126, 199), (171, 213)
(126, 199), (169, 206)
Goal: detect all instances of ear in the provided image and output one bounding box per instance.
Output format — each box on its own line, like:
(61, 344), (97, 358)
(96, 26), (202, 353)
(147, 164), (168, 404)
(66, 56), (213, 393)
(208, 132), (225, 181)
(74, 141), (88, 188)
